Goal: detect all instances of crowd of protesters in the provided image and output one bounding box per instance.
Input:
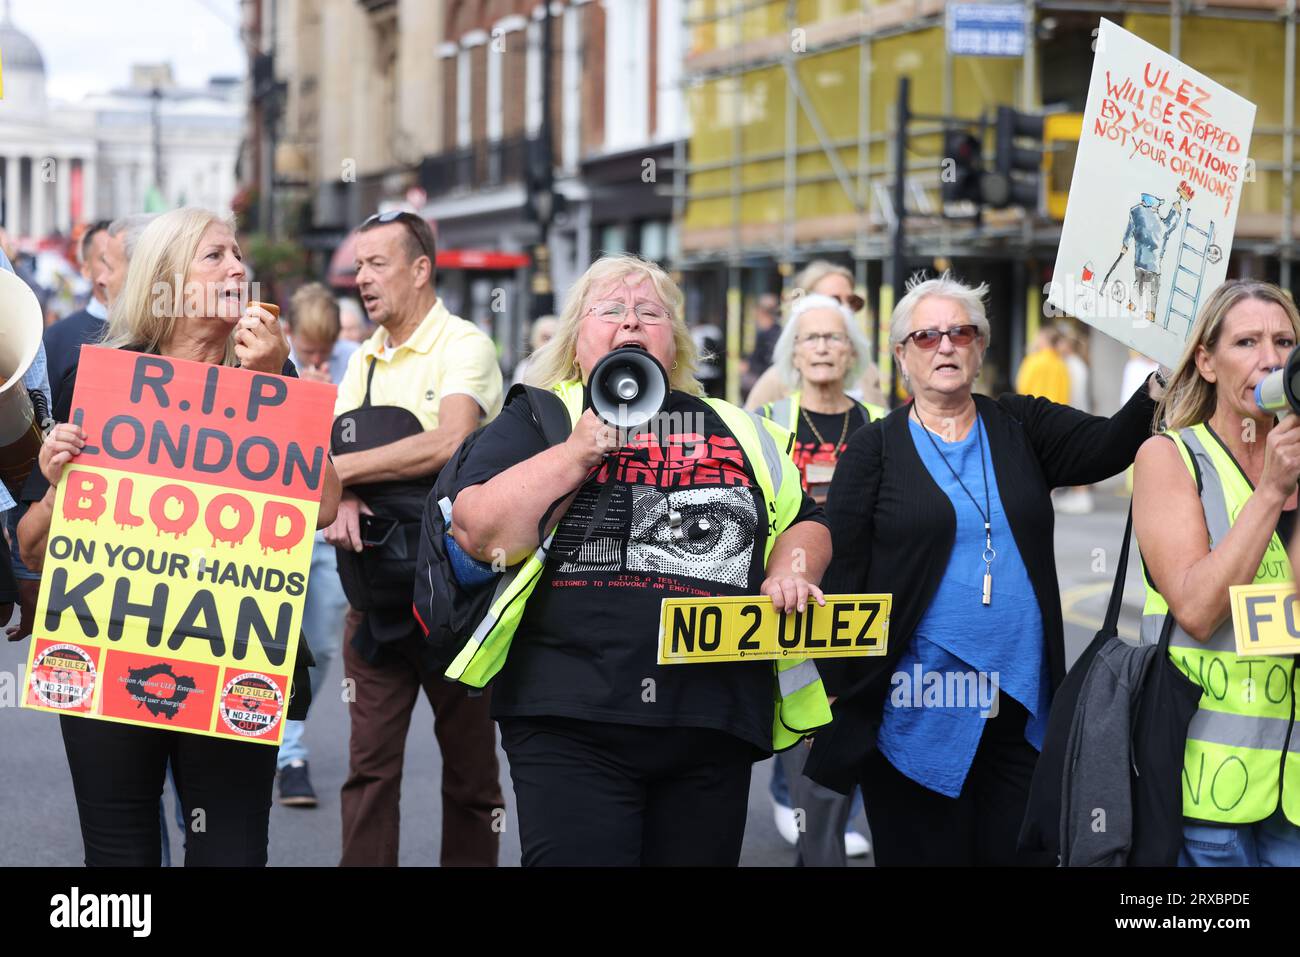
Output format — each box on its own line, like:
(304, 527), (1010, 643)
(7, 203), (1300, 869)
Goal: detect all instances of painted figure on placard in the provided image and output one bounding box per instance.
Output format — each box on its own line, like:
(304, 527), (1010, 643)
(1117, 185), (1190, 322)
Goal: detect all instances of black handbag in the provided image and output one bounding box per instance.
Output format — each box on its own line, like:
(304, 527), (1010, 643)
(1018, 505), (1203, 865)
(331, 357), (435, 615)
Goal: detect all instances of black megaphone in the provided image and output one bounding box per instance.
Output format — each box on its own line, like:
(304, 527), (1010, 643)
(586, 345), (669, 430)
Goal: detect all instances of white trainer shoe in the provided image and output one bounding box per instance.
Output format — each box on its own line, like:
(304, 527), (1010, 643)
(845, 830), (871, 858)
(773, 802), (799, 845)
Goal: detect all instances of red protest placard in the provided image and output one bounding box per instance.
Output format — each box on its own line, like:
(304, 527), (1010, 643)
(22, 346), (336, 744)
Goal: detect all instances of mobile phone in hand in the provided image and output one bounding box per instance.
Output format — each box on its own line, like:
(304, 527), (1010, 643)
(359, 514), (398, 547)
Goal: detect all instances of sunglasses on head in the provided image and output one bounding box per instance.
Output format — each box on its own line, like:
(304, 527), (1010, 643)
(361, 210), (434, 261)
(903, 324), (981, 349)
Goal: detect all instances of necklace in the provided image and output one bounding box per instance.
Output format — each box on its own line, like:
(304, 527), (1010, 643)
(913, 404), (996, 606)
(800, 405), (852, 453)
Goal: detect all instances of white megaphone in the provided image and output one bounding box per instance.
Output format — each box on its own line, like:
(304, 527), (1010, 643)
(0, 268), (48, 495)
(586, 345), (669, 430)
(1254, 344), (1300, 416)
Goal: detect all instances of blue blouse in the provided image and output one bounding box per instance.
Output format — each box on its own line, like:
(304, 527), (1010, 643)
(877, 417), (1050, 797)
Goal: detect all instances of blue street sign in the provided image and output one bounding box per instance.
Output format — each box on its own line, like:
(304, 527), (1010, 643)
(946, 3), (1027, 58)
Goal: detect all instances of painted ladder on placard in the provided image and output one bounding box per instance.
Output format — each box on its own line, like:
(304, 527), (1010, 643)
(1161, 214), (1215, 337)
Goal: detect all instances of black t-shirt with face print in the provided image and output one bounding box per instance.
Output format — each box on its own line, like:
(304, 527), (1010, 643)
(454, 390), (824, 753)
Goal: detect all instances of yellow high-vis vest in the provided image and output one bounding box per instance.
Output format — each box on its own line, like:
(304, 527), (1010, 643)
(443, 380), (832, 751)
(1141, 423), (1300, 826)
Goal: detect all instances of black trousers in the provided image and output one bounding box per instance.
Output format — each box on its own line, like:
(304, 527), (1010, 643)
(60, 715), (278, 867)
(499, 716), (756, 866)
(860, 697), (1049, 866)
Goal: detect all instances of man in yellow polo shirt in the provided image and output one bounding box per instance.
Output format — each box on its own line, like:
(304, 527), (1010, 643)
(324, 210), (504, 867)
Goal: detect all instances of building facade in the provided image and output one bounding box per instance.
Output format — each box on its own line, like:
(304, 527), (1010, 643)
(679, 1), (1300, 409)
(0, 10), (243, 240)
(426, 0), (686, 362)
(262, 0), (687, 371)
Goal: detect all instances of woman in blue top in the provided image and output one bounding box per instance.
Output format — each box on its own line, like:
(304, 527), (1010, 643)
(810, 274), (1163, 865)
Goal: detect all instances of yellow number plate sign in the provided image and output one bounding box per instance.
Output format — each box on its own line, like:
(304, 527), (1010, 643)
(657, 594), (891, 665)
(1229, 583), (1300, 656)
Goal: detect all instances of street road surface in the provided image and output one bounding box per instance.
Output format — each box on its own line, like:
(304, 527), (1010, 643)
(0, 478), (1139, 866)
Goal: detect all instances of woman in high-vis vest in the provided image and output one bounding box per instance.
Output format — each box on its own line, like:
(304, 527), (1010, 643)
(449, 254), (833, 866)
(762, 293), (886, 504)
(1133, 279), (1300, 866)
(759, 292), (883, 866)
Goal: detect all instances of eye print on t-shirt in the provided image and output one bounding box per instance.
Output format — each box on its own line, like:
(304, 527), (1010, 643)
(555, 483), (758, 589)
(627, 486), (757, 587)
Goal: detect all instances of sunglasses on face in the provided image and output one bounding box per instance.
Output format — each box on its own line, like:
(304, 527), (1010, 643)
(903, 324), (981, 349)
(361, 210), (434, 262)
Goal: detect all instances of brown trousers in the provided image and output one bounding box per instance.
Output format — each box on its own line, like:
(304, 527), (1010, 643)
(339, 609), (503, 866)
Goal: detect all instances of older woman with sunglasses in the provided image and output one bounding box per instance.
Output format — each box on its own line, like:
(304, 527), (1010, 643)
(804, 273), (1163, 866)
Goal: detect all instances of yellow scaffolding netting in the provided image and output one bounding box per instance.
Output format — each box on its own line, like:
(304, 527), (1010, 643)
(685, 8), (1295, 239)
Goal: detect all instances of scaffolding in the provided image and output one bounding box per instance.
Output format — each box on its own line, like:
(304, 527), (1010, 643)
(671, 0), (1300, 400)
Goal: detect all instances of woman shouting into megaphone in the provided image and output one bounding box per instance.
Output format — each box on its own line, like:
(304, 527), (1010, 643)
(447, 254), (832, 866)
(1134, 280), (1300, 866)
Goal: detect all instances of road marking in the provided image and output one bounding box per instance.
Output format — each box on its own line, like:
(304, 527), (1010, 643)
(1060, 581), (1140, 642)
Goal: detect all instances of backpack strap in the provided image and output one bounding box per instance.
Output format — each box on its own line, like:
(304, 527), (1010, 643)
(495, 383), (602, 562)
(362, 354), (379, 407)
(518, 384), (573, 446)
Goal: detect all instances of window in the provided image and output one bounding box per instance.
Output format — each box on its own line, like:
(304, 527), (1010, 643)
(601, 223), (628, 254)
(562, 4), (581, 169)
(657, 0), (684, 140)
(488, 33), (503, 142)
(457, 49), (472, 148)
(640, 220), (668, 262)
(526, 18), (542, 136)
(604, 0), (650, 149)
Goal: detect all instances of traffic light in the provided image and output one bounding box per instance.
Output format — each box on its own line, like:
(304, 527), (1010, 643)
(941, 129), (984, 206)
(524, 136), (555, 224)
(982, 106), (1044, 211)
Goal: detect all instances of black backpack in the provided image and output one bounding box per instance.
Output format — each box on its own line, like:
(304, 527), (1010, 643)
(413, 383), (574, 674)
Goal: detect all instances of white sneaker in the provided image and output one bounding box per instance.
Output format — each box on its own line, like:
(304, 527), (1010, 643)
(844, 830), (871, 858)
(773, 802), (799, 845)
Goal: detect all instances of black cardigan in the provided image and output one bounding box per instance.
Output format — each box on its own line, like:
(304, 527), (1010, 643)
(804, 382), (1158, 794)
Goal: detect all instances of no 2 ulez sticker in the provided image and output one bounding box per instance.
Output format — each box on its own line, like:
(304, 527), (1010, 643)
(218, 671), (285, 740)
(27, 642), (99, 712)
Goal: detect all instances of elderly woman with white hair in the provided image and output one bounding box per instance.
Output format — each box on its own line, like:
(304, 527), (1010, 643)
(761, 294), (886, 504)
(745, 259), (886, 410)
(804, 273), (1163, 866)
